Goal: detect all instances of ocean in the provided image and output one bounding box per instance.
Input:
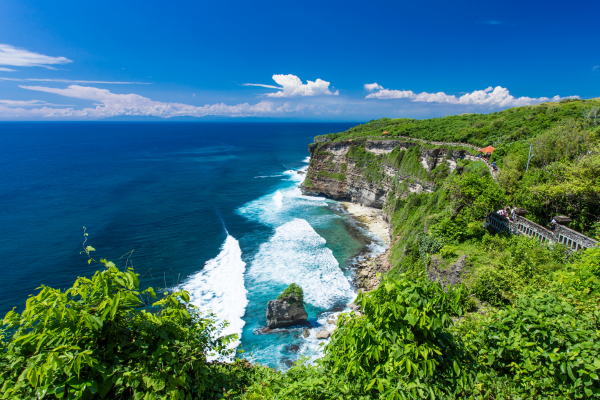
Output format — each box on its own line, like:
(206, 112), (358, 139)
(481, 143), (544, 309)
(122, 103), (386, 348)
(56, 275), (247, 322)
(0, 122), (385, 368)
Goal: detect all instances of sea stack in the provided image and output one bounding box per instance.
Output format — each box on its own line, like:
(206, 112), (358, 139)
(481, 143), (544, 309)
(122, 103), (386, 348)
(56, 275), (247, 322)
(266, 283), (308, 329)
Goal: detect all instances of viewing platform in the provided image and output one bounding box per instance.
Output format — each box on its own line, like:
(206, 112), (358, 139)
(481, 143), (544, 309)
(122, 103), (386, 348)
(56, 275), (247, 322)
(484, 212), (598, 251)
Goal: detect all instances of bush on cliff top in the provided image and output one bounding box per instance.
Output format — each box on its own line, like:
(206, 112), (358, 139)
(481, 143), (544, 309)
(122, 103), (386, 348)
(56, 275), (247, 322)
(277, 283), (304, 304)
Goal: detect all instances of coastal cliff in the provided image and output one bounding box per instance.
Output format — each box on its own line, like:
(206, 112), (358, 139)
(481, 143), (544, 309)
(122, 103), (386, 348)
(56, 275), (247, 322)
(300, 138), (479, 287)
(301, 139), (470, 211)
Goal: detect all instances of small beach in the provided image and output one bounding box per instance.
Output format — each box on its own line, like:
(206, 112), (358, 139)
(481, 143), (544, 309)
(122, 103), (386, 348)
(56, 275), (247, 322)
(340, 202), (391, 245)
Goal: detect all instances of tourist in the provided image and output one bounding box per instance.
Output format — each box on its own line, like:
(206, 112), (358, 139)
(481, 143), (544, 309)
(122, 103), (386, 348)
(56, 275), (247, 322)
(510, 206), (516, 221)
(551, 218), (557, 231)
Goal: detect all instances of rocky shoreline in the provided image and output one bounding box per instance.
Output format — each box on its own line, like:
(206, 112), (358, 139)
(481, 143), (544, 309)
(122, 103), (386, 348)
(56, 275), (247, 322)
(352, 249), (393, 291)
(337, 202), (393, 292)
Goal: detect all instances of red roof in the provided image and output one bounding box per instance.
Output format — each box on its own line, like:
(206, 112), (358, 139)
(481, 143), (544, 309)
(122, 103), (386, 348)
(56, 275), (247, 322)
(382, 131), (390, 135)
(478, 146), (495, 153)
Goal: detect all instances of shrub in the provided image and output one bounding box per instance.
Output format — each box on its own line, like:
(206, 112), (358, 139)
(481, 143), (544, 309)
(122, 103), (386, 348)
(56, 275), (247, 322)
(0, 250), (237, 400)
(439, 245), (456, 259)
(467, 290), (600, 398)
(321, 276), (475, 399)
(277, 283), (304, 304)
(303, 177), (315, 188)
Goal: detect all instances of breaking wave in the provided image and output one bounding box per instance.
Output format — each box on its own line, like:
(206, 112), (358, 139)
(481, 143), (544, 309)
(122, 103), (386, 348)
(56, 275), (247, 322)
(182, 235), (248, 353)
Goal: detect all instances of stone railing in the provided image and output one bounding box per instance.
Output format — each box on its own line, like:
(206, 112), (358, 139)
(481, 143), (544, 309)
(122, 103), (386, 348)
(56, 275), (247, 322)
(554, 224), (599, 251)
(512, 216), (556, 244)
(484, 212), (510, 233)
(486, 213), (598, 251)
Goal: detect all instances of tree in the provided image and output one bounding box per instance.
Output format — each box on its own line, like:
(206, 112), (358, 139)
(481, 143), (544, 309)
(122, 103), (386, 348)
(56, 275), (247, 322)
(446, 172), (505, 221)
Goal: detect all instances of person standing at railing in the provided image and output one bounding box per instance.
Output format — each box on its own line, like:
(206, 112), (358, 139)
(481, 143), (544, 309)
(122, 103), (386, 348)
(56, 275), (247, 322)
(551, 218), (557, 231)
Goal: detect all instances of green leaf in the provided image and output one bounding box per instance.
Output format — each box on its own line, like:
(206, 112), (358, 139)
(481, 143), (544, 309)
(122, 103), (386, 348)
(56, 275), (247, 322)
(453, 360), (460, 376)
(54, 386), (65, 399)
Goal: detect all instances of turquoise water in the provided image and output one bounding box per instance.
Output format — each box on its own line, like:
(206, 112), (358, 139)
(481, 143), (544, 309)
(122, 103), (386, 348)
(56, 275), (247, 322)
(0, 122), (384, 368)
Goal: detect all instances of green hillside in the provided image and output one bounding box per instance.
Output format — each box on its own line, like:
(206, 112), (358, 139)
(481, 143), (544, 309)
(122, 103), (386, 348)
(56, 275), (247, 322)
(316, 98), (600, 148)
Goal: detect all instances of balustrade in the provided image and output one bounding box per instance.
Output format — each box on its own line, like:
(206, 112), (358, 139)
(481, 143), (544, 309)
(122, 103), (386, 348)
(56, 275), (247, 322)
(485, 214), (597, 251)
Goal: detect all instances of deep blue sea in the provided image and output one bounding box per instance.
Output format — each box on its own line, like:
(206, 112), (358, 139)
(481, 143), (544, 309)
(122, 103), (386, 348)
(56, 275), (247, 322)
(0, 122), (385, 368)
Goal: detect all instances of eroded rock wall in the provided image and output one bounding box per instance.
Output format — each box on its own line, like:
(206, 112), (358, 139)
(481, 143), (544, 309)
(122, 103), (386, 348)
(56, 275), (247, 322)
(301, 140), (461, 209)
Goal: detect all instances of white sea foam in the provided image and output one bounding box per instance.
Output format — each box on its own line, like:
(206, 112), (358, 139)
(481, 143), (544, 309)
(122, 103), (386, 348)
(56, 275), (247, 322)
(247, 218), (353, 309)
(237, 180), (327, 227)
(303, 156), (311, 163)
(273, 190), (283, 208)
(255, 174), (284, 178)
(182, 235), (248, 356)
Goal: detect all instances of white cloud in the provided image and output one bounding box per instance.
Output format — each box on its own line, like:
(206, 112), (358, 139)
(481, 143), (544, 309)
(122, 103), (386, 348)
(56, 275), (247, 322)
(0, 100), (74, 107)
(364, 83), (383, 91)
(0, 78), (149, 84)
(244, 74), (339, 97)
(366, 85), (578, 108)
(593, 65), (599, 72)
(0, 44), (72, 69)
(0, 85), (297, 119)
(242, 83), (283, 90)
(0, 67), (15, 72)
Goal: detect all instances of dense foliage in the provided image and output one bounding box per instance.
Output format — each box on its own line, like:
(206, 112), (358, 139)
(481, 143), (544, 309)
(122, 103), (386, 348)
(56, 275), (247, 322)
(0, 247), (254, 400)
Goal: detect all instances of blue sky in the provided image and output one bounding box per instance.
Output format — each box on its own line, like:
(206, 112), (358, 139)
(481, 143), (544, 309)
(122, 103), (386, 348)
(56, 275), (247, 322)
(0, 0), (598, 121)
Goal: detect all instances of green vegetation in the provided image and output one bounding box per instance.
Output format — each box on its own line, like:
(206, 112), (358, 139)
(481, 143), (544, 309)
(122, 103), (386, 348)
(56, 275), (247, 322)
(316, 171), (346, 181)
(347, 143), (388, 183)
(276, 283), (304, 304)
(347, 142), (431, 186)
(240, 247), (600, 398)
(0, 246), (263, 400)
(303, 177), (315, 187)
(315, 99), (600, 148)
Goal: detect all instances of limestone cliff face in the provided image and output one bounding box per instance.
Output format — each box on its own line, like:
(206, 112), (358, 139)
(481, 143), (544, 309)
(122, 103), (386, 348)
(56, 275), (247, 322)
(301, 139), (467, 209)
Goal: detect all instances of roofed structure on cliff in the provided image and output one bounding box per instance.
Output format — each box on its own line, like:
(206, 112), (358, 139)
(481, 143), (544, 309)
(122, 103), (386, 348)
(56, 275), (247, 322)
(478, 145), (495, 154)
(382, 131), (390, 135)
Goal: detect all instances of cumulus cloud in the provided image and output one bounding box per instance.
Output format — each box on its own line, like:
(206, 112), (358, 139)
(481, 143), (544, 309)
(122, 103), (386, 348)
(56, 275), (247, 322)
(365, 85), (578, 108)
(0, 85), (298, 119)
(0, 44), (72, 69)
(244, 74), (339, 97)
(364, 83), (383, 91)
(0, 78), (149, 84)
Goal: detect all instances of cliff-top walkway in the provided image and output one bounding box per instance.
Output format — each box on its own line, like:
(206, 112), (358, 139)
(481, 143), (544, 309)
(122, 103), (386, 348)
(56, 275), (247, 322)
(485, 212), (598, 251)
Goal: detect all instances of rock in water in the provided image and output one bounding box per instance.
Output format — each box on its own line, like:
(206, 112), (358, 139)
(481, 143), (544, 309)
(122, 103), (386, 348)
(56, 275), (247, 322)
(266, 283), (308, 329)
(316, 330), (331, 339)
